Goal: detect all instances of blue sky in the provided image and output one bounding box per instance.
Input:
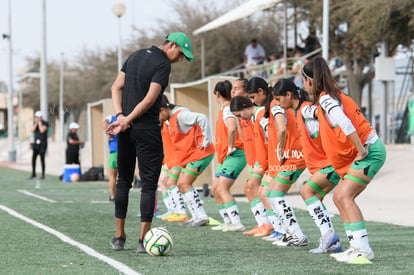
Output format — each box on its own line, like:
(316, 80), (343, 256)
(0, 0), (174, 87)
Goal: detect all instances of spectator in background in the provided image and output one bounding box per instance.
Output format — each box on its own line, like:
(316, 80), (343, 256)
(244, 39), (266, 66)
(66, 122), (84, 165)
(288, 46), (306, 87)
(29, 111), (48, 180)
(301, 27), (320, 56)
(277, 49), (295, 76)
(287, 46), (305, 75)
(266, 55), (278, 76)
(244, 39), (267, 78)
(103, 115), (118, 202)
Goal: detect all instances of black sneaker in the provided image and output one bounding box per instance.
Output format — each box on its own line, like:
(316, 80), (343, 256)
(110, 236), (125, 250)
(136, 242), (146, 253)
(40, 175), (45, 180)
(28, 175), (36, 180)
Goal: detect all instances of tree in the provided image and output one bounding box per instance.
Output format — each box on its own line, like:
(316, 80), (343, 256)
(20, 49), (117, 123)
(69, 48), (118, 119)
(294, 0), (414, 106)
(124, 0), (284, 83)
(19, 0), (286, 120)
(20, 56), (41, 111)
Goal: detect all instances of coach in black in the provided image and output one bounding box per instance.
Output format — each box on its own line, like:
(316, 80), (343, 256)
(106, 32), (194, 253)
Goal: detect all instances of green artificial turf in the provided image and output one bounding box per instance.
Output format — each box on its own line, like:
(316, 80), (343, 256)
(0, 167), (412, 274)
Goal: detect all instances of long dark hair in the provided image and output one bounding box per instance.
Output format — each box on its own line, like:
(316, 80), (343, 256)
(302, 56), (341, 104)
(272, 78), (310, 102)
(230, 95), (254, 112)
(237, 78), (248, 91)
(246, 77), (272, 118)
(160, 94), (176, 109)
(224, 80), (232, 95)
(214, 81), (231, 100)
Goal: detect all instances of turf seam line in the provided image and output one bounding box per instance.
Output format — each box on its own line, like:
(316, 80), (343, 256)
(0, 204), (141, 275)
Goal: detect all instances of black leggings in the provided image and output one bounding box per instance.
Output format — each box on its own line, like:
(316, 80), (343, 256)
(115, 126), (163, 222)
(32, 149), (46, 177)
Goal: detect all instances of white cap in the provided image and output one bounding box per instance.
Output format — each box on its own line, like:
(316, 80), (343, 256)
(69, 122), (80, 129)
(35, 111), (43, 117)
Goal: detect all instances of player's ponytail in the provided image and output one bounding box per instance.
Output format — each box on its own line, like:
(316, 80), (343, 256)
(161, 94), (176, 109)
(273, 78), (310, 102)
(214, 81), (231, 100)
(303, 57), (341, 104)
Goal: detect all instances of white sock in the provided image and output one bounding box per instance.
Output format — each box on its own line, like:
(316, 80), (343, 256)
(257, 202), (270, 225)
(353, 228), (370, 251)
(183, 188), (207, 219)
(266, 208), (286, 234)
(169, 185), (186, 215)
(182, 189), (196, 219)
(305, 196), (333, 236)
(162, 192), (173, 211)
(268, 195), (305, 238)
(344, 223), (353, 246)
(218, 205), (231, 224)
(225, 201), (242, 225)
(166, 188), (177, 212)
(250, 198), (268, 226)
(249, 198), (262, 226)
(350, 221), (371, 251)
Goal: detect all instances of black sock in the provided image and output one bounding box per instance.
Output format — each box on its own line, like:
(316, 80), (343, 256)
(139, 239), (143, 244)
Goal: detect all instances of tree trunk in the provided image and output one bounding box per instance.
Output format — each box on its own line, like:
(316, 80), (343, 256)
(343, 59), (363, 107)
(348, 74), (363, 107)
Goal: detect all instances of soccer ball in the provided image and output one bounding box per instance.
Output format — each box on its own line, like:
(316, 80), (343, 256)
(143, 227), (173, 256)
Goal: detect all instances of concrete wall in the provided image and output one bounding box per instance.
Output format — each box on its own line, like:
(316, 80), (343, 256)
(87, 99), (114, 173)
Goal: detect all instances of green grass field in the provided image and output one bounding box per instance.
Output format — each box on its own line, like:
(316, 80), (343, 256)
(1, 167), (412, 275)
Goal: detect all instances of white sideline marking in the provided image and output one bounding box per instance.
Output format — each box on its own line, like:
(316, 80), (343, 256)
(17, 189), (57, 203)
(91, 201), (110, 204)
(0, 205), (140, 275)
